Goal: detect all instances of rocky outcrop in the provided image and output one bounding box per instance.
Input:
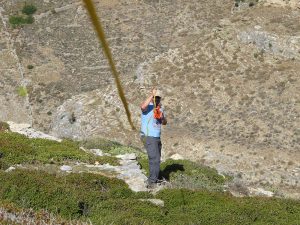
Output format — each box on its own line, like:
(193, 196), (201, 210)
(7, 121), (62, 142)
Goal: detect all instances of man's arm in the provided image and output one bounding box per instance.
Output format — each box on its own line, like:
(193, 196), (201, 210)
(140, 89), (156, 111)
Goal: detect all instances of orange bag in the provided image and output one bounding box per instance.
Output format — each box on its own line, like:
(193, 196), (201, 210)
(154, 105), (163, 119)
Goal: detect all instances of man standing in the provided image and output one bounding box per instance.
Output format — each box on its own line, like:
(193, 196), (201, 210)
(140, 88), (167, 189)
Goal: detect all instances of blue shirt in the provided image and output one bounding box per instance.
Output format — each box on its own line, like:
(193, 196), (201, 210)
(140, 103), (164, 138)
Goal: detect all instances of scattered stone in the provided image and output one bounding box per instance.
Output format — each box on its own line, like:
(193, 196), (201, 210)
(7, 121), (62, 142)
(5, 166), (16, 172)
(254, 25), (262, 30)
(60, 165), (72, 172)
(228, 179), (249, 197)
(169, 153), (184, 160)
(139, 199), (164, 207)
(248, 187), (274, 197)
(90, 149), (104, 156)
(116, 153), (137, 160)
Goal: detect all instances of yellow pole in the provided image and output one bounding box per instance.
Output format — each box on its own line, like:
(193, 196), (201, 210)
(82, 0), (136, 130)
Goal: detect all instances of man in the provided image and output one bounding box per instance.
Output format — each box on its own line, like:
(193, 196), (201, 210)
(140, 88), (167, 189)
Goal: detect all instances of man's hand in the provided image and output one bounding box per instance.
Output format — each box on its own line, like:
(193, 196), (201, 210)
(152, 88), (157, 97)
(141, 88), (156, 112)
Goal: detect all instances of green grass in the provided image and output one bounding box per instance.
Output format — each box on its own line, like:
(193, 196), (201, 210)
(17, 86), (28, 97)
(0, 132), (119, 169)
(9, 15), (34, 27)
(0, 170), (299, 225)
(139, 159), (231, 192)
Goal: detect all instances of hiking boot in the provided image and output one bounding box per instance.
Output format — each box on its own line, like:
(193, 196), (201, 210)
(146, 181), (158, 189)
(157, 177), (167, 184)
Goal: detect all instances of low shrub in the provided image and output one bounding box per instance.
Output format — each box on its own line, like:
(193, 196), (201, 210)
(9, 15), (27, 27)
(8, 3), (36, 28)
(0, 122), (10, 132)
(139, 159), (231, 191)
(0, 170), (299, 225)
(22, 4), (37, 15)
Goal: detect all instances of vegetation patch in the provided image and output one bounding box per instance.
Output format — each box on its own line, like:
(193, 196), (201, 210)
(9, 3), (37, 28)
(0, 202), (88, 225)
(0, 122), (10, 132)
(234, 0), (259, 7)
(22, 3), (37, 15)
(0, 170), (299, 225)
(17, 86), (28, 97)
(0, 170), (154, 223)
(139, 159), (231, 192)
(27, 65), (34, 70)
(0, 132), (119, 170)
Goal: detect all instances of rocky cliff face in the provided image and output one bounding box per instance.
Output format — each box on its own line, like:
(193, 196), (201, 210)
(0, 0), (299, 198)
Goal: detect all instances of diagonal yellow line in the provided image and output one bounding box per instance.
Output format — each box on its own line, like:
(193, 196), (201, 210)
(82, 0), (136, 130)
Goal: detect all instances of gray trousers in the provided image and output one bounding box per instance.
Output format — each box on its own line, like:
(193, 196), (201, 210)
(142, 136), (162, 183)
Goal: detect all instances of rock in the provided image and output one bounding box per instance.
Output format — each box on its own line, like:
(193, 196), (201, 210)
(169, 153), (184, 160)
(60, 165), (73, 172)
(219, 18), (231, 26)
(90, 149), (104, 156)
(5, 166), (15, 172)
(7, 121), (62, 142)
(248, 187), (274, 197)
(228, 179), (249, 197)
(139, 199), (165, 207)
(254, 25), (262, 30)
(116, 153), (137, 160)
(237, 30), (300, 59)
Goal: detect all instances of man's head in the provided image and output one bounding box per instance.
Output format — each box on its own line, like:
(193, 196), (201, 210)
(153, 96), (161, 105)
(153, 89), (162, 105)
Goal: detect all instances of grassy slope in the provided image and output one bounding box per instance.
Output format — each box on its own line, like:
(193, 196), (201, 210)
(0, 131), (299, 224)
(0, 132), (119, 169)
(0, 170), (299, 225)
